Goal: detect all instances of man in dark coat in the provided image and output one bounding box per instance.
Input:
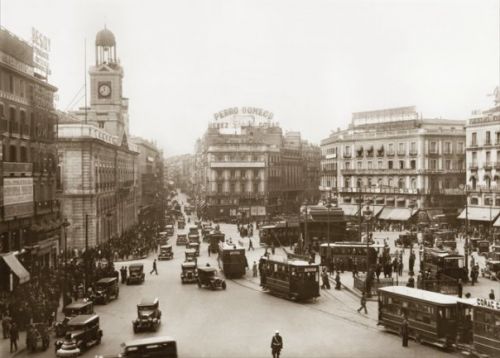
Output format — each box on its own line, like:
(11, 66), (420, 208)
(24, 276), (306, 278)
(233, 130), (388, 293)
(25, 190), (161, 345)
(9, 321), (18, 352)
(401, 317), (409, 347)
(457, 279), (463, 298)
(271, 330), (283, 358)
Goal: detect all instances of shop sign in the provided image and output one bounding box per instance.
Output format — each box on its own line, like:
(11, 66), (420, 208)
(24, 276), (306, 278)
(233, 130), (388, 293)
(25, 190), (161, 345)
(3, 177), (34, 219)
(476, 298), (500, 310)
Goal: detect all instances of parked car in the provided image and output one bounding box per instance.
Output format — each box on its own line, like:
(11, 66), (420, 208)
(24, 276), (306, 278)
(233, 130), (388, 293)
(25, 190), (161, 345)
(94, 277), (119, 304)
(158, 244), (174, 260)
(482, 260), (500, 280)
(176, 234), (188, 246)
(197, 266), (226, 290)
(165, 225), (175, 236)
(127, 263), (145, 285)
(56, 301), (94, 337)
(181, 261), (198, 283)
(118, 336), (177, 358)
(55, 314), (102, 356)
(132, 298), (162, 333)
(395, 231), (417, 248)
(158, 232), (169, 245)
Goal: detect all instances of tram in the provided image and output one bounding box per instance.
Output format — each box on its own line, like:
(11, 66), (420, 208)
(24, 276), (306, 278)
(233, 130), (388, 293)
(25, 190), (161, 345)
(259, 222), (300, 247)
(259, 255), (320, 301)
(208, 231), (225, 254)
(319, 241), (384, 272)
(377, 286), (500, 357)
(422, 248), (467, 281)
(218, 243), (247, 278)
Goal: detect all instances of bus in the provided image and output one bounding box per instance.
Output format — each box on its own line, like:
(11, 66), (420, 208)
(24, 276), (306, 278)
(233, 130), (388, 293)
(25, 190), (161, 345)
(319, 241), (385, 272)
(218, 243), (247, 278)
(422, 248), (467, 282)
(259, 222), (300, 247)
(259, 254), (320, 301)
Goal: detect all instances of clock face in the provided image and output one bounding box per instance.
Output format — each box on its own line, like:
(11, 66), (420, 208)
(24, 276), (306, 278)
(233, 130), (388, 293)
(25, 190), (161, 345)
(98, 83), (111, 98)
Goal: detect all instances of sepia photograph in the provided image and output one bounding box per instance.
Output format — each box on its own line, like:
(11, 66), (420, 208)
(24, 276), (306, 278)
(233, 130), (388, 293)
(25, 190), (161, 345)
(0, 0), (499, 357)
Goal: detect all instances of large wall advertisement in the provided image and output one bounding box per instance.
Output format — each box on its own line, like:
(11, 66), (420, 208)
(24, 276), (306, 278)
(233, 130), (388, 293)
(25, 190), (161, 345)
(3, 178), (34, 220)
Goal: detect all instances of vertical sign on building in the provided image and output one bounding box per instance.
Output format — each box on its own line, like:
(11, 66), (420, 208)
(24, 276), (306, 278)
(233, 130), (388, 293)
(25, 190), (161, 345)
(31, 27), (51, 78)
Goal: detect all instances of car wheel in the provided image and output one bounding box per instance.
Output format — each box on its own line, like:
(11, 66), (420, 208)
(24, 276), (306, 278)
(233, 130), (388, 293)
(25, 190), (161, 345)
(133, 326), (138, 333)
(197, 280), (201, 288)
(222, 281), (227, 290)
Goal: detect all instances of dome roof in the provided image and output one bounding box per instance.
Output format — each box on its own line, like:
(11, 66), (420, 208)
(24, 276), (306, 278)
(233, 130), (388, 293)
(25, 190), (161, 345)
(95, 28), (116, 47)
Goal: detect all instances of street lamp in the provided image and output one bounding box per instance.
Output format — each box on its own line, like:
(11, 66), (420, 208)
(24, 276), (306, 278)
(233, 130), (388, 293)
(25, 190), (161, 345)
(302, 199), (309, 254)
(459, 184), (469, 273)
(106, 211), (112, 242)
(62, 218), (71, 305)
(363, 203), (373, 297)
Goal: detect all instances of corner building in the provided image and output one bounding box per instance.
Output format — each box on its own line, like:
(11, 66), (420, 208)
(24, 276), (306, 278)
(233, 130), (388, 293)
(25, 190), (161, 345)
(320, 106), (466, 222)
(57, 28), (138, 249)
(0, 28), (61, 291)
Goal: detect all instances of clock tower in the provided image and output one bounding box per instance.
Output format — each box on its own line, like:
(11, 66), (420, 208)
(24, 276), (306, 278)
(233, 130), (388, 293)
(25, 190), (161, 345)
(88, 27), (129, 140)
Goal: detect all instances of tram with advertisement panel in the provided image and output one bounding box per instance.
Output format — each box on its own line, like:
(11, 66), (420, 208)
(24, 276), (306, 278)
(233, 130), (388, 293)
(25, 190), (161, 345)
(319, 242), (385, 272)
(259, 254), (320, 301)
(422, 248), (467, 281)
(259, 222), (301, 247)
(218, 243), (247, 278)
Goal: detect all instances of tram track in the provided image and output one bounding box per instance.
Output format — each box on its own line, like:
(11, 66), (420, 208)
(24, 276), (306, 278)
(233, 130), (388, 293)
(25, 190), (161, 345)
(228, 277), (380, 331)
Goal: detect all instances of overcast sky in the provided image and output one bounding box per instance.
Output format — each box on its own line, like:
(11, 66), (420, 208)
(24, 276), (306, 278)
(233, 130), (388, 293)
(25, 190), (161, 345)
(3, 0), (499, 155)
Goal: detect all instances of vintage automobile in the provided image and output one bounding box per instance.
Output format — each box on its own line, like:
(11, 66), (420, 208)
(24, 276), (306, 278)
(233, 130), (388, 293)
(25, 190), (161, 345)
(482, 260), (500, 280)
(185, 249), (197, 262)
(176, 234), (188, 246)
(187, 242), (200, 257)
(127, 263), (145, 285)
(181, 261), (198, 283)
(158, 232), (169, 245)
(188, 226), (199, 236)
(56, 301), (94, 337)
(94, 277), (119, 304)
(178, 219), (186, 230)
(188, 233), (200, 245)
(165, 225), (175, 236)
(55, 314), (102, 356)
(158, 244), (174, 260)
(395, 231), (417, 248)
(117, 336), (177, 358)
(26, 323), (50, 352)
(197, 266), (226, 290)
(132, 298), (162, 333)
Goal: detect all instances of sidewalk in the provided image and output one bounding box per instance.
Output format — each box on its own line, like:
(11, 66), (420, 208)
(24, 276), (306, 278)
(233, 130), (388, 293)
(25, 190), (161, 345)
(0, 331), (26, 358)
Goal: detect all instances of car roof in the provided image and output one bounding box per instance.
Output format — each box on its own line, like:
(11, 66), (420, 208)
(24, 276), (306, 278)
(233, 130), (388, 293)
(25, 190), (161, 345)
(65, 301), (92, 309)
(378, 286), (459, 305)
(68, 314), (99, 325)
(185, 249), (196, 253)
(198, 266), (217, 272)
(129, 263), (143, 268)
(161, 244), (172, 249)
(97, 277), (117, 283)
(182, 261), (197, 267)
(124, 336), (176, 348)
(138, 298), (159, 306)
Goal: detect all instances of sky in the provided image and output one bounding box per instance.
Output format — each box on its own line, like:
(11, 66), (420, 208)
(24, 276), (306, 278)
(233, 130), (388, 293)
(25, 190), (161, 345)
(2, 0), (499, 156)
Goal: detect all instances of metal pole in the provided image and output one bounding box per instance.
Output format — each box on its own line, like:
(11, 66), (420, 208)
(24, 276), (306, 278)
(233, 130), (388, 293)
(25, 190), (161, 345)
(85, 214), (88, 289)
(358, 192), (362, 242)
(465, 189), (469, 272)
(63, 224), (67, 305)
(304, 203), (308, 253)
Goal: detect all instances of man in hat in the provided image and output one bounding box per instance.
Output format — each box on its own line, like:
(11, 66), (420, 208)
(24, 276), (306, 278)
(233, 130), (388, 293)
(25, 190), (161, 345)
(271, 330), (283, 358)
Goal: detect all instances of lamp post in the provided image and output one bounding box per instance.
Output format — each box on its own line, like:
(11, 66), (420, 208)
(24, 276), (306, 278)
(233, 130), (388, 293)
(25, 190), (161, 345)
(62, 218), (70, 305)
(363, 203), (373, 297)
(459, 184), (469, 273)
(106, 211), (112, 242)
(303, 199), (309, 254)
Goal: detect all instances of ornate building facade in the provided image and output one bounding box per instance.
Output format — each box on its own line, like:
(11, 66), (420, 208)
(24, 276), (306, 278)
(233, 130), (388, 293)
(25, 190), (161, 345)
(57, 28), (139, 249)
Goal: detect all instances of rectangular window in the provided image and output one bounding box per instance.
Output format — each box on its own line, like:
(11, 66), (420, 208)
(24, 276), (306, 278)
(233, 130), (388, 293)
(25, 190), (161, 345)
(367, 161), (372, 169)
(357, 161), (362, 169)
(345, 162), (350, 169)
(399, 160), (404, 169)
(388, 143), (394, 155)
(398, 143), (405, 154)
(8, 74), (14, 93)
(486, 151), (491, 163)
(410, 142), (417, 154)
(486, 131), (491, 145)
(471, 132), (477, 146)
(430, 141), (438, 154)
(388, 161), (393, 169)
(410, 160), (416, 169)
(378, 161), (383, 169)
(445, 159), (451, 170)
(496, 133), (500, 145)
(443, 142), (451, 154)
(430, 159), (437, 170)
(457, 142), (464, 153)
(344, 146), (351, 157)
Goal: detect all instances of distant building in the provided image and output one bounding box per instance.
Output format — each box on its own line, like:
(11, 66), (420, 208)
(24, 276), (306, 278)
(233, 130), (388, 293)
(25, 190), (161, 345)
(57, 28), (139, 249)
(460, 95), (500, 230)
(0, 27), (60, 289)
(130, 136), (165, 226)
(194, 107), (320, 220)
(164, 154), (195, 195)
(320, 106), (466, 222)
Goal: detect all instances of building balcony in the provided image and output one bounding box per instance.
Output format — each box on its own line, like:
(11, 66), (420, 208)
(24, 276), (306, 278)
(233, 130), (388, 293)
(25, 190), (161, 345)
(341, 168), (418, 175)
(338, 187), (419, 195)
(3, 162), (33, 177)
(343, 153), (352, 158)
(397, 151), (406, 156)
(484, 162), (494, 170)
(417, 168), (465, 175)
(409, 151), (418, 156)
(210, 161), (265, 168)
(466, 184), (500, 193)
(386, 151), (395, 157)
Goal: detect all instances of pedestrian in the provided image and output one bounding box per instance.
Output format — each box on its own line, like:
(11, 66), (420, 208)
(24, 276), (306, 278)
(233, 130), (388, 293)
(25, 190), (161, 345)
(457, 279), (463, 298)
(208, 245), (211, 257)
(357, 292), (368, 314)
(150, 259), (158, 275)
(271, 243), (275, 255)
(9, 321), (18, 353)
(321, 268), (330, 290)
(409, 250), (415, 274)
(270, 330), (283, 358)
(352, 262), (358, 278)
(375, 263), (381, 283)
(252, 261), (258, 277)
(398, 260), (403, 276)
(400, 317), (409, 347)
(489, 289), (495, 300)
(2, 313), (10, 339)
(406, 274), (415, 288)
(335, 271), (341, 290)
(249, 238), (254, 251)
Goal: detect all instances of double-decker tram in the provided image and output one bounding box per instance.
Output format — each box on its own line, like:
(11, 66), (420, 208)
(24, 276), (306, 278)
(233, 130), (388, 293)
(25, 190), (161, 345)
(259, 255), (320, 301)
(259, 222), (300, 247)
(218, 242), (247, 278)
(422, 248), (467, 281)
(319, 241), (384, 272)
(378, 286), (500, 357)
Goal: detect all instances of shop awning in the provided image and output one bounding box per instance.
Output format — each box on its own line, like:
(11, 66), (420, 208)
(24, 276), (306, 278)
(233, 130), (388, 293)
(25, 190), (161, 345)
(458, 207), (500, 222)
(338, 204), (360, 217)
(493, 216), (500, 227)
(2, 253), (30, 284)
(378, 207), (415, 221)
(372, 205), (384, 217)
